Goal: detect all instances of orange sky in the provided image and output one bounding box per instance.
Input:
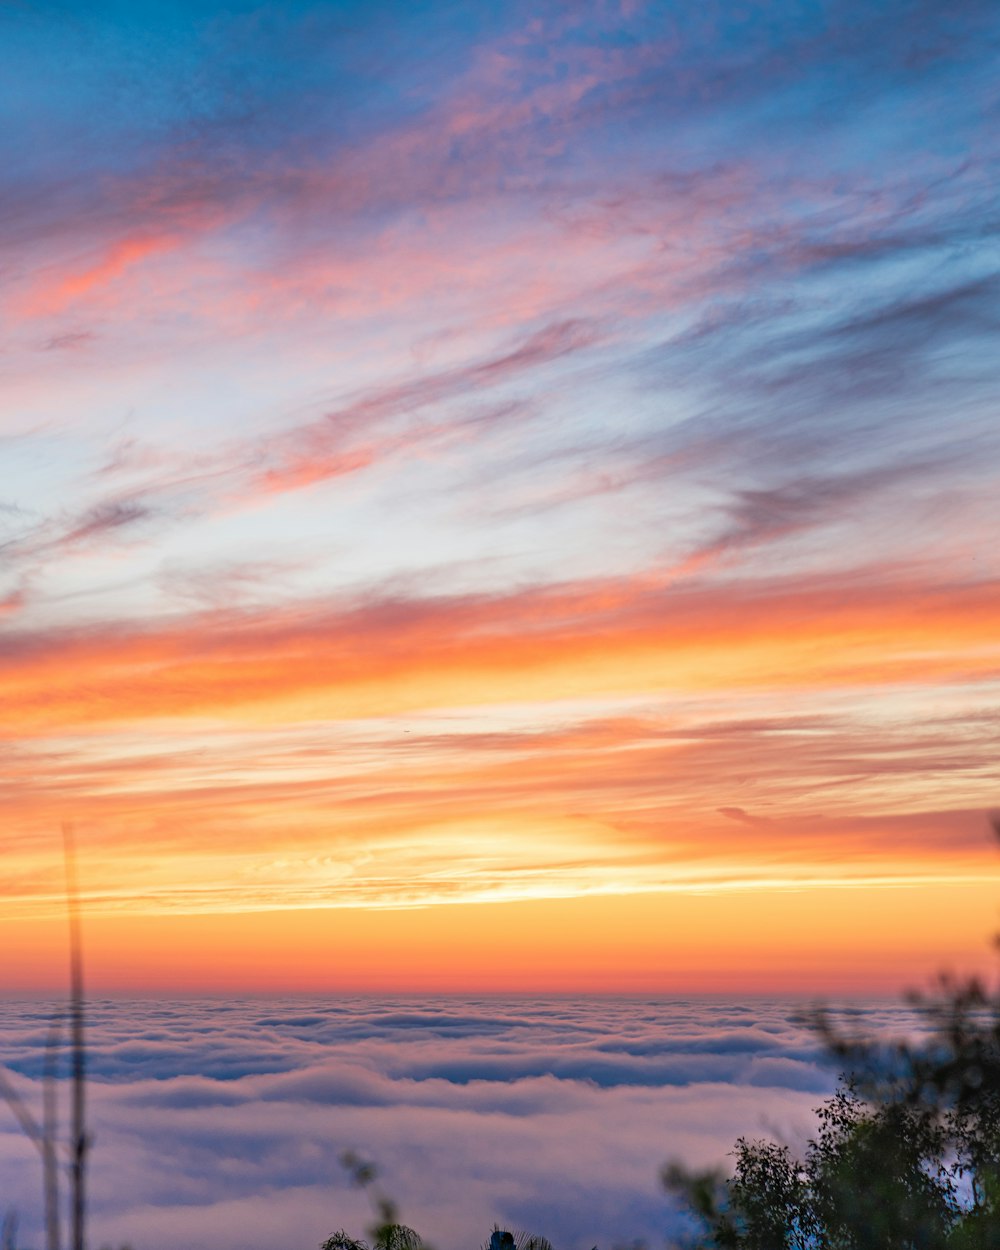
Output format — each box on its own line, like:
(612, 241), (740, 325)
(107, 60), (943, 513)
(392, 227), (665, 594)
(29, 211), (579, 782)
(5, 881), (999, 996)
(4, 563), (1000, 992)
(3, 0), (1000, 994)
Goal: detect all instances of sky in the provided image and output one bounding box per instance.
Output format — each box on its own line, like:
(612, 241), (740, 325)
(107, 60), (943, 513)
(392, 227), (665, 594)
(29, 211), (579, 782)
(2, 0), (1000, 993)
(0, 995), (921, 1250)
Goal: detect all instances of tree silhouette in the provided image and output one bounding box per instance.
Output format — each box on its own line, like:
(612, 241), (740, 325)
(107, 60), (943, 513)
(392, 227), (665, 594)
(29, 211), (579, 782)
(321, 1224), (423, 1250)
(482, 1226), (554, 1250)
(667, 972), (1000, 1248)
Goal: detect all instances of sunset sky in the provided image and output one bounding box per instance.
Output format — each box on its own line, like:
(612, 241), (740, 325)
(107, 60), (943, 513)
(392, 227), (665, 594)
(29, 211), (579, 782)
(2, 0), (999, 993)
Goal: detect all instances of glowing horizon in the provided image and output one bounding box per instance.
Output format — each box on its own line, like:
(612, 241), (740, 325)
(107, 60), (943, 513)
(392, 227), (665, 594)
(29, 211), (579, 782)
(2, 0), (999, 992)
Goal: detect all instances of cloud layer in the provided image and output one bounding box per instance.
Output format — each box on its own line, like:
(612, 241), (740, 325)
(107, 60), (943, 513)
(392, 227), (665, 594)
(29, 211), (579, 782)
(0, 995), (924, 1250)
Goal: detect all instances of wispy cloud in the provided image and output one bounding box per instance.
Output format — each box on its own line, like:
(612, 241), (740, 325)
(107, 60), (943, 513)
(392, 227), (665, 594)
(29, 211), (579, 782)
(2, 566), (999, 734)
(250, 319), (603, 496)
(2, 0), (999, 988)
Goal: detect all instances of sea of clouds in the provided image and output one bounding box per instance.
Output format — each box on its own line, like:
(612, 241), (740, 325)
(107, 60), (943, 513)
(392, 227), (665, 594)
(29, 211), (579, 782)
(0, 996), (916, 1250)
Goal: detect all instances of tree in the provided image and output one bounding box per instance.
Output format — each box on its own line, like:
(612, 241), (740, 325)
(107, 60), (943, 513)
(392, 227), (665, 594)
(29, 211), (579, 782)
(321, 1225), (423, 1250)
(482, 1226), (554, 1250)
(666, 971), (1000, 1249)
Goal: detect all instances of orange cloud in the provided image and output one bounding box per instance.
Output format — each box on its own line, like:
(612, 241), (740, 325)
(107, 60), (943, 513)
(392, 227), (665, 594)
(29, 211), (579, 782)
(2, 569), (998, 734)
(3, 565), (998, 984)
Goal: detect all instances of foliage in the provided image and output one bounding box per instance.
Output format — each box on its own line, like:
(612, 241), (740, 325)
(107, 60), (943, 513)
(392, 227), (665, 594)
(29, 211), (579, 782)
(333, 1152), (426, 1250)
(481, 1226), (554, 1250)
(321, 1225), (423, 1250)
(321, 1224), (553, 1250)
(322, 1233), (370, 1250)
(666, 973), (1000, 1249)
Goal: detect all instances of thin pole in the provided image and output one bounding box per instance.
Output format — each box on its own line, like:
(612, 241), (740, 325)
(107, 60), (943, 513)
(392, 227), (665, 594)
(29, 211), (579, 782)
(42, 1015), (62, 1250)
(62, 823), (87, 1250)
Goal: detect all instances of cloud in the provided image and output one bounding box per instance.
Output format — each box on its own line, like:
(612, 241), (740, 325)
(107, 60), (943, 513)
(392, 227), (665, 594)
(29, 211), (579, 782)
(41, 330), (97, 352)
(2, 0), (996, 628)
(0, 313), (608, 606)
(16, 233), (183, 319)
(58, 499), (156, 549)
(745, 273), (1000, 419)
(0, 494), (162, 580)
(718, 808), (771, 828)
(3, 565), (999, 737)
(251, 318), (603, 497)
(0, 994), (868, 1250)
(0, 587), (26, 617)
(1, 557), (998, 929)
(682, 458), (957, 571)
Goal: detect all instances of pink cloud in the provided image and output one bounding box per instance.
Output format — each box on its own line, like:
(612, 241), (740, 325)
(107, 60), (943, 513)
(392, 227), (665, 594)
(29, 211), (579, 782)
(16, 233), (182, 318)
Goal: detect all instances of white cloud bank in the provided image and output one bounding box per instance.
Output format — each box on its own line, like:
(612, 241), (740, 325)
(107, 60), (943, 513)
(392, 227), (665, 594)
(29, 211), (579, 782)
(0, 997), (913, 1250)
